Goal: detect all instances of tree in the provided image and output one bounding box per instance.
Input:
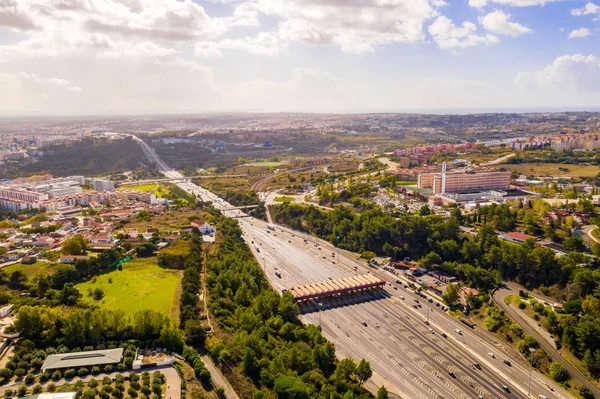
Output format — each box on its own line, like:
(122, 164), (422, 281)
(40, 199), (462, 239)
(563, 235), (586, 252)
(419, 205), (431, 216)
(361, 251), (376, 263)
(135, 242), (155, 257)
(442, 283), (460, 306)
(583, 296), (600, 320)
(355, 359), (372, 385)
(91, 287), (104, 301)
(61, 234), (88, 255)
(376, 386), (389, 399)
(334, 358), (356, 381)
(60, 283), (82, 305)
(549, 362), (570, 383)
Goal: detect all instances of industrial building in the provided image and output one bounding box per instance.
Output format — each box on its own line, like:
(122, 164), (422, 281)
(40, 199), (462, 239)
(41, 348), (124, 372)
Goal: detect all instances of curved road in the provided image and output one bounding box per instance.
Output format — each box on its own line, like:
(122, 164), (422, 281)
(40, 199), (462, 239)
(493, 286), (600, 398)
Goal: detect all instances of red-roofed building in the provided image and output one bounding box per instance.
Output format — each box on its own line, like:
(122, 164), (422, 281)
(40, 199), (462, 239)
(499, 231), (537, 245)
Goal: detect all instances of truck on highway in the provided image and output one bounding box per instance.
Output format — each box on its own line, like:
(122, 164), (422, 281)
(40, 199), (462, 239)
(267, 224), (276, 231)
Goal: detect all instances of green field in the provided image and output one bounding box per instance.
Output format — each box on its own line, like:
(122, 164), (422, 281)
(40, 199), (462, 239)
(75, 257), (180, 318)
(3, 261), (57, 278)
(498, 163), (600, 178)
(273, 196), (295, 203)
(119, 183), (163, 197)
(253, 161), (282, 167)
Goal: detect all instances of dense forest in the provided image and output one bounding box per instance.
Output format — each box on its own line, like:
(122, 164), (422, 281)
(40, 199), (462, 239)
(1, 137), (147, 178)
(204, 212), (372, 399)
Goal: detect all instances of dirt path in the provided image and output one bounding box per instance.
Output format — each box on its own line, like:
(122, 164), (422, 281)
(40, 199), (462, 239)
(200, 356), (240, 399)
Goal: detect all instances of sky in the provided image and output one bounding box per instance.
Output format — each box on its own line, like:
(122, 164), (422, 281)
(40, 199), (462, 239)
(0, 0), (599, 115)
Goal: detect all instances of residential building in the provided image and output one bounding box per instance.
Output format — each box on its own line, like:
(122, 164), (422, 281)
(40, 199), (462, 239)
(41, 348), (124, 372)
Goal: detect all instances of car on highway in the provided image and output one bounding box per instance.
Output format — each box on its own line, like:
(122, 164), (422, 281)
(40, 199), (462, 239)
(503, 360), (511, 366)
(473, 362), (481, 369)
(328, 276), (332, 280)
(424, 320), (429, 325)
(362, 321), (367, 327)
(435, 302), (440, 307)
(455, 329), (462, 335)
(488, 352), (495, 358)
(501, 385), (510, 393)
(256, 248), (260, 252)
(539, 395), (548, 399)
(400, 296), (405, 300)
(448, 371), (456, 378)
(441, 332), (447, 338)
(428, 328), (434, 334)
(331, 252), (335, 257)
(353, 266), (358, 271)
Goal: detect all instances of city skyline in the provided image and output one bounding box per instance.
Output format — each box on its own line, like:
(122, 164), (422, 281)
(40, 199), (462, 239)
(0, 0), (599, 115)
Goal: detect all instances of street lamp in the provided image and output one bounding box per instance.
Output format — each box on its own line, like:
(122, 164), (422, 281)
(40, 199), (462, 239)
(527, 347), (536, 396)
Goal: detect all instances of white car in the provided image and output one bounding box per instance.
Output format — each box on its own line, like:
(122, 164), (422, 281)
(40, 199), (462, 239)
(488, 352), (495, 358)
(455, 329), (462, 335)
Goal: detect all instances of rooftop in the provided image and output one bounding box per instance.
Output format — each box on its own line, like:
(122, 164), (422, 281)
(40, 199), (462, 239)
(41, 348), (123, 371)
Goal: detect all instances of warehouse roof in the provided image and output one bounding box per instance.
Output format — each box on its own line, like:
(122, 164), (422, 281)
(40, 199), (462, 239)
(41, 348), (124, 371)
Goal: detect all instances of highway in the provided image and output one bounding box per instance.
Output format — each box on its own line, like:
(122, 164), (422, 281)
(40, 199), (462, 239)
(131, 135), (572, 399)
(494, 286), (600, 398)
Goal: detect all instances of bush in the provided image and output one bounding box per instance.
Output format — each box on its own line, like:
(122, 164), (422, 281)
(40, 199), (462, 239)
(518, 301), (527, 310)
(89, 379), (99, 389)
(4, 390), (12, 398)
(549, 362), (570, 383)
(115, 374), (125, 383)
(129, 373), (139, 382)
(32, 385), (43, 394)
(0, 368), (13, 381)
(39, 372), (49, 382)
(25, 373), (35, 384)
(64, 369), (76, 379)
(78, 368), (89, 376)
(13, 369), (26, 378)
(104, 365), (113, 373)
(127, 387), (138, 398)
(17, 385), (27, 397)
(92, 366), (101, 375)
(51, 371), (61, 381)
(47, 383), (56, 393)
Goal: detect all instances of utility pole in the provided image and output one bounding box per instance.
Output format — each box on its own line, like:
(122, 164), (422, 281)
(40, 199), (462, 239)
(527, 347), (535, 396)
(337, 236), (340, 265)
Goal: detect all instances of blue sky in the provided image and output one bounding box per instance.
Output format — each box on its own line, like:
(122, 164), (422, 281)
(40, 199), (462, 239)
(0, 0), (598, 115)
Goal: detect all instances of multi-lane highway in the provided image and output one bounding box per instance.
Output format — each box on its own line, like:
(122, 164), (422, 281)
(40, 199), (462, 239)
(131, 135), (572, 399)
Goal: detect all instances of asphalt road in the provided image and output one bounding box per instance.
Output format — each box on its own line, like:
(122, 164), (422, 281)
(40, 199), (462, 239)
(494, 286), (600, 398)
(133, 136), (573, 399)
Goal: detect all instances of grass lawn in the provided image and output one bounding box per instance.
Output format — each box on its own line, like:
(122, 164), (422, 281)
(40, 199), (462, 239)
(3, 261), (57, 278)
(273, 196), (295, 203)
(119, 183), (163, 198)
(498, 162), (600, 178)
(253, 161), (283, 167)
(76, 257), (180, 319)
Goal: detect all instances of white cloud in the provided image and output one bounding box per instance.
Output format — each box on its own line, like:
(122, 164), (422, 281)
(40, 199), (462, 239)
(469, 0), (488, 9)
(569, 27), (591, 38)
(428, 16), (499, 48)
(17, 72), (82, 92)
(195, 32), (284, 57)
(249, 0), (446, 54)
(489, 0), (564, 5)
(479, 10), (532, 36)
(571, 2), (600, 18)
(515, 54), (600, 92)
(0, 0), (38, 30)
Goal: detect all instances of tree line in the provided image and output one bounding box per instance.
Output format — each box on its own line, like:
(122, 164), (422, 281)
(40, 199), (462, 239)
(204, 212), (372, 399)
